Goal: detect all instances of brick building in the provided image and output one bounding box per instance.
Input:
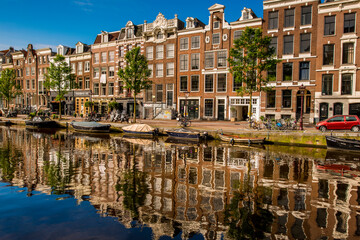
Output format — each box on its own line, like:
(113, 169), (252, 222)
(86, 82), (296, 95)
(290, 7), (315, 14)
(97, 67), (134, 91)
(262, 0), (319, 123)
(177, 4), (262, 120)
(143, 13), (183, 119)
(315, 0), (360, 121)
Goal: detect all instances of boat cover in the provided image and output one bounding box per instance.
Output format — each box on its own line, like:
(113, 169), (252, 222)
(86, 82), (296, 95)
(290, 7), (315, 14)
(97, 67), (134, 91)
(71, 121), (110, 127)
(122, 124), (154, 132)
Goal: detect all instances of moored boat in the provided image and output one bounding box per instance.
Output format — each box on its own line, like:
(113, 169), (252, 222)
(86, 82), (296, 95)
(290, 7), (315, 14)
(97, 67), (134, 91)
(219, 133), (265, 145)
(166, 128), (206, 140)
(71, 121), (111, 133)
(0, 120), (13, 126)
(122, 124), (157, 136)
(325, 136), (360, 152)
(25, 116), (59, 129)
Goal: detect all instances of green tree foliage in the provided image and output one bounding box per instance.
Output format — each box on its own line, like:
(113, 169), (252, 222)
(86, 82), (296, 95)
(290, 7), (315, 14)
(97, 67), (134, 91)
(118, 47), (151, 123)
(228, 27), (279, 126)
(44, 55), (76, 119)
(108, 101), (120, 111)
(0, 69), (22, 109)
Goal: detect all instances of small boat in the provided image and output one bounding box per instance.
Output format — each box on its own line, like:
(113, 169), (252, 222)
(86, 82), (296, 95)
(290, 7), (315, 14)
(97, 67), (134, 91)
(325, 136), (360, 152)
(25, 116), (59, 129)
(219, 133), (265, 145)
(71, 121), (111, 133)
(0, 120), (13, 126)
(166, 128), (206, 140)
(122, 124), (157, 136)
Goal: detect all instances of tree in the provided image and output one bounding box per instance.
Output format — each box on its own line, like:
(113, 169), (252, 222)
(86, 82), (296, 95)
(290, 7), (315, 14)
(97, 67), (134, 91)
(44, 55), (76, 119)
(228, 27), (279, 127)
(0, 69), (22, 109)
(118, 47), (151, 123)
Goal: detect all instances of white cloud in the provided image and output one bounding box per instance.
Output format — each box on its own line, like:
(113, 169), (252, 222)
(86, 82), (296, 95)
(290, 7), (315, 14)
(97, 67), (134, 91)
(74, 0), (93, 12)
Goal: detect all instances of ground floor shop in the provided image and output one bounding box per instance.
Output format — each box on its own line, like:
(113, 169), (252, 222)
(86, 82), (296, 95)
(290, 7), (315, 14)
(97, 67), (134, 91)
(315, 98), (360, 122)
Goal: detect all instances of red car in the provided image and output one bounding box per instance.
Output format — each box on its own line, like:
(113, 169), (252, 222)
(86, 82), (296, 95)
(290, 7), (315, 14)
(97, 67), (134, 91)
(316, 115), (360, 132)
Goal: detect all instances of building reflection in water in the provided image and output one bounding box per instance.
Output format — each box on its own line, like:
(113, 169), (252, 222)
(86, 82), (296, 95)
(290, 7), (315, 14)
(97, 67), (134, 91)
(0, 127), (360, 239)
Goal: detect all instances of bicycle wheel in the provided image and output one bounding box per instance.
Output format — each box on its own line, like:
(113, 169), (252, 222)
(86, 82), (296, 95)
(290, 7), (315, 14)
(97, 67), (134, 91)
(184, 121), (191, 127)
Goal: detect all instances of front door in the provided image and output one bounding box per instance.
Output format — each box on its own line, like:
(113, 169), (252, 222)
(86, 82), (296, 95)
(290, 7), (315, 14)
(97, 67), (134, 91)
(319, 103), (329, 121)
(349, 103), (360, 118)
(217, 99), (225, 120)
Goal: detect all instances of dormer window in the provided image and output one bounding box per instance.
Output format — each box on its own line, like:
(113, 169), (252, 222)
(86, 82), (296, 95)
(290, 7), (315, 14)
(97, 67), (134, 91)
(243, 12), (249, 20)
(76, 45), (83, 54)
(186, 17), (195, 29)
(57, 47), (63, 55)
(126, 29), (133, 38)
(101, 34), (108, 43)
(156, 32), (164, 39)
(213, 21), (220, 29)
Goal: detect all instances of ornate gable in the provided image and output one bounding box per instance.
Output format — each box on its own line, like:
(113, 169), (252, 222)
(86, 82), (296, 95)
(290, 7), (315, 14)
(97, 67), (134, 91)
(208, 3), (225, 12)
(153, 13), (168, 29)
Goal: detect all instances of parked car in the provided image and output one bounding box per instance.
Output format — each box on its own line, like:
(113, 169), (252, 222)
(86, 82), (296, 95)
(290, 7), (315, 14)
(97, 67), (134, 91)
(316, 115), (360, 132)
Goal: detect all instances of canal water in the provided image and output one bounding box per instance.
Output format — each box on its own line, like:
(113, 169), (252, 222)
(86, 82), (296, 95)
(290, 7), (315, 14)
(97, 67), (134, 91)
(0, 126), (360, 240)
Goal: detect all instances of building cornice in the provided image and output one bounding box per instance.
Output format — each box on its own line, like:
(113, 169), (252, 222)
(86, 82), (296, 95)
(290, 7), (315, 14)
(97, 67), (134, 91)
(264, 0), (318, 10)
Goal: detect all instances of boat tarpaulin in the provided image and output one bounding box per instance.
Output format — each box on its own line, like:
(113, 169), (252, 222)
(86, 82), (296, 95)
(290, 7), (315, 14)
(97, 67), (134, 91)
(122, 124), (154, 132)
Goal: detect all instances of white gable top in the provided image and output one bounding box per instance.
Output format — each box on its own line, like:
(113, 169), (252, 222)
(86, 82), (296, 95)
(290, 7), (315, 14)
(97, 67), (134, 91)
(208, 3), (225, 12)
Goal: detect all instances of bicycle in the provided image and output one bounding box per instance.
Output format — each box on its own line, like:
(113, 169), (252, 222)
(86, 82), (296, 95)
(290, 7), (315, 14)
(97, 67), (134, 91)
(177, 115), (191, 127)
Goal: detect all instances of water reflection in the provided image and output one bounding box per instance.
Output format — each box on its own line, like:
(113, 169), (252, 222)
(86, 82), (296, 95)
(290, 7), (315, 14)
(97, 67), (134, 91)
(0, 127), (360, 239)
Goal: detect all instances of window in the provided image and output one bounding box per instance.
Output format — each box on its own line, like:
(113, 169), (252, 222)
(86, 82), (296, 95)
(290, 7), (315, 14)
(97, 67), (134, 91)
(323, 44), (334, 65)
(166, 44), (174, 58)
(94, 53), (99, 63)
(85, 61), (90, 72)
(155, 85), (163, 102)
(156, 32), (163, 39)
(334, 103), (343, 115)
(283, 35), (293, 54)
(180, 38), (188, 50)
(300, 33), (311, 53)
(283, 63), (293, 81)
(301, 6), (312, 25)
(217, 73), (226, 92)
(191, 36), (200, 49)
(101, 52), (107, 63)
(282, 90), (292, 108)
(93, 68), (99, 78)
(166, 62), (174, 76)
(108, 83), (114, 95)
(324, 16), (335, 35)
(322, 74), (333, 95)
(26, 80), (30, 90)
(31, 67), (35, 76)
(108, 66), (114, 77)
(101, 83), (106, 95)
(341, 74), (352, 95)
(146, 46), (153, 60)
(205, 52), (214, 68)
(26, 67), (29, 76)
(191, 53), (200, 70)
(268, 64), (277, 81)
(268, 11), (278, 30)
(180, 76), (188, 92)
(118, 81), (123, 94)
(346, 116), (357, 122)
(156, 45), (164, 59)
(101, 67), (107, 77)
(234, 30), (243, 40)
(94, 83), (99, 95)
(213, 21), (220, 29)
(217, 51), (227, 67)
(267, 90), (276, 108)
(78, 78), (83, 89)
(270, 37), (277, 55)
(120, 46), (124, 57)
(156, 63), (163, 77)
(299, 62), (310, 80)
(212, 33), (220, 45)
(32, 79), (35, 89)
(85, 77), (90, 89)
(126, 29), (133, 38)
(71, 63), (76, 73)
(109, 51), (114, 62)
(180, 55), (188, 71)
(342, 43), (354, 64)
(328, 116), (344, 122)
(77, 62), (83, 74)
(284, 9), (294, 28)
(233, 76), (242, 91)
(145, 85), (152, 102)
(344, 13), (355, 33)
(204, 99), (214, 117)
(191, 75), (199, 92)
(205, 74), (214, 92)
(148, 64), (153, 78)
(166, 84), (173, 107)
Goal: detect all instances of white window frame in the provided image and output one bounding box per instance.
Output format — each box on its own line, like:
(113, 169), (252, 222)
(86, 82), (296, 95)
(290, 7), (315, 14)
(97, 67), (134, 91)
(166, 62), (174, 76)
(156, 45), (164, 60)
(146, 46), (153, 60)
(156, 63), (163, 77)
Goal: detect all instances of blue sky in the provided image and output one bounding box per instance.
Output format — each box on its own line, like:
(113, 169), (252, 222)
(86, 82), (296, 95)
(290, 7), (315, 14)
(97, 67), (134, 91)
(0, 0), (263, 51)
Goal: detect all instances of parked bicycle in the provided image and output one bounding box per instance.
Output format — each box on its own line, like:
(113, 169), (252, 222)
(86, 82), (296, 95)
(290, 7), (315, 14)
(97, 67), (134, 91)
(177, 114), (191, 127)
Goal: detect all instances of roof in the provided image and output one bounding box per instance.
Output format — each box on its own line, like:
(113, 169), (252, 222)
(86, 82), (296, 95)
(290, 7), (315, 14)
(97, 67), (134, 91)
(93, 31), (121, 44)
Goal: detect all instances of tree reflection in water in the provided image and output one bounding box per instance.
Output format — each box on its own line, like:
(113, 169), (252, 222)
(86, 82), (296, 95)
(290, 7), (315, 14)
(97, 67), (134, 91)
(0, 136), (22, 182)
(225, 160), (273, 239)
(117, 144), (149, 224)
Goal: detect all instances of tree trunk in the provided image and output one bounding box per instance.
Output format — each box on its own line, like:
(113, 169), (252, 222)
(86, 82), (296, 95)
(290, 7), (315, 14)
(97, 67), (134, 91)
(249, 90), (253, 128)
(59, 101), (62, 120)
(133, 94), (137, 123)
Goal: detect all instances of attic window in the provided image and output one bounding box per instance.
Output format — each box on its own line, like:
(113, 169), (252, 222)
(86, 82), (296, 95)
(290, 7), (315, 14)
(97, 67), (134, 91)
(126, 29), (133, 38)
(101, 34), (108, 43)
(157, 32), (164, 39)
(187, 21), (194, 28)
(57, 47), (62, 55)
(213, 21), (220, 29)
(243, 12), (249, 20)
(76, 45), (83, 54)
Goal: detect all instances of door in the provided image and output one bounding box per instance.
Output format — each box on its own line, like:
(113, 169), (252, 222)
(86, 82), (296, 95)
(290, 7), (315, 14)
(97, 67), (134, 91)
(349, 103), (360, 118)
(217, 99), (225, 120)
(326, 116), (345, 130)
(319, 103), (328, 121)
(180, 99), (199, 119)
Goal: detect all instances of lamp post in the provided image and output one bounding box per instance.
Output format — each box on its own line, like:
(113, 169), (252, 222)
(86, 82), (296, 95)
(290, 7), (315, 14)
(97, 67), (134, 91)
(185, 92), (189, 118)
(299, 84), (306, 130)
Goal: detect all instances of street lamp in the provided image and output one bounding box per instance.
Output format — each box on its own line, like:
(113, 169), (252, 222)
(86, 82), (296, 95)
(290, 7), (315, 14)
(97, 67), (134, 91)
(185, 92), (189, 118)
(299, 84), (306, 130)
